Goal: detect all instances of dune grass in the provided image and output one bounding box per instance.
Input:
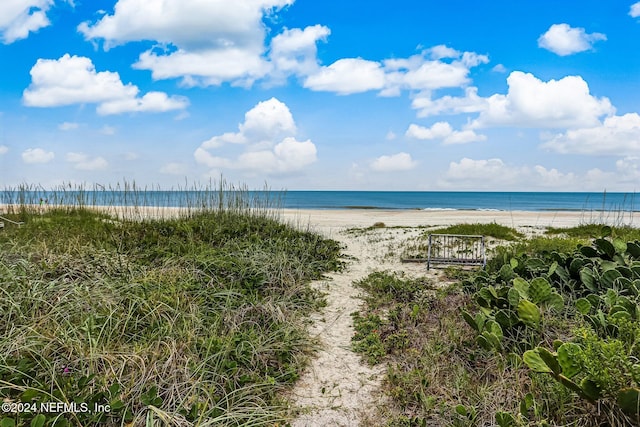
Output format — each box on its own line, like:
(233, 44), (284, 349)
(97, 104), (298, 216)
(546, 223), (640, 241)
(428, 222), (524, 241)
(0, 184), (342, 426)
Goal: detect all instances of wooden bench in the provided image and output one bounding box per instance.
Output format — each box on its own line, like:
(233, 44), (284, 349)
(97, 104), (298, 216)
(426, 233), (486, 270)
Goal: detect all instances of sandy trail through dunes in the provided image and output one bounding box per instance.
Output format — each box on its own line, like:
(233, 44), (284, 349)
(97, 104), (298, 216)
(287, 216), (433, 426)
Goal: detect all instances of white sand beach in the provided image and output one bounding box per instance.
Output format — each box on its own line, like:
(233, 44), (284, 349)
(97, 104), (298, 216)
(282, 208), (640, 233)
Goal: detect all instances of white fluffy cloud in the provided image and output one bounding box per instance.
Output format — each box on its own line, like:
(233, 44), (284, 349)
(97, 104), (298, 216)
(66, 152), (108, 170)
(412, 71), (614, 132)
(304, 58), (386, 95)
(492, 64), (507, 73)
(198, 97), (295, 150)
(412, 87), (487, 117)
(542, 113), (640, 155)
(406, 122), (486, 145)
(236, 137), (317, 174)
(438, 156), (640, 190)
(80, 0), (293, 87)
(78, 1), (487, 96)
(370, 152), (417, 172)
(270, 25), (330, 77)
(22, 148), (54, 164)
(22, 54), (188, 115)
(97, 91), (189, 115)
(0, 0), (54, 43)
(614, 156), (640, 183)
(538, 23), (606, 56)
(134, 47), (271, 88)
(78, 0), (293, 48)
(472, 71), (613, 129)
(302, 46), (488, 96)
(0, 145), (8, 155)
(407, 122), (454, 140)
(630, 2), (640, 18)
(382, 49), (488, 97)
(532, 165), (578, 188)
(194, 98), (317, 175)
(438, 157), (577, 189)
(443, 158), (517, 183)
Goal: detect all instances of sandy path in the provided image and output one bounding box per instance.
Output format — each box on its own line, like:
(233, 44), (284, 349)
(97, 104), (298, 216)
(288, 219), (429, 426)
(289, 237), (384, 425)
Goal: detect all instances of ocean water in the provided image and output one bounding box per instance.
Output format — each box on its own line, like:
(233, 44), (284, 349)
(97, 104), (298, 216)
(3, 190), (638, 212)
(281, 191), (639, 211)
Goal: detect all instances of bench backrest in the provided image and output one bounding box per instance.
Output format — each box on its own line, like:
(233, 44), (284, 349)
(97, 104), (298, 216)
(427, 233), (485, 270)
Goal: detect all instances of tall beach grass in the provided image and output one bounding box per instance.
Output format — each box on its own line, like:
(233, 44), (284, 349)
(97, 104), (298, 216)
(1, 180), (285, 222)
(0, 181), (342, 427)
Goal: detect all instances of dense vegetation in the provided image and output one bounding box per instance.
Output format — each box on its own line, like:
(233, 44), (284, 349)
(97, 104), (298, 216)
(0, 203), (342, 426)
(353, 224), (640, 426)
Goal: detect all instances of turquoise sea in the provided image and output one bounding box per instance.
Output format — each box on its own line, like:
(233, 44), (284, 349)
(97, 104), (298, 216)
(279, 191), (638, 212)
(2, 190), (638, 212)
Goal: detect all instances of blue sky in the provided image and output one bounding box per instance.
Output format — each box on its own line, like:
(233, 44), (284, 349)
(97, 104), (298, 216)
(1, 0), (640, 191)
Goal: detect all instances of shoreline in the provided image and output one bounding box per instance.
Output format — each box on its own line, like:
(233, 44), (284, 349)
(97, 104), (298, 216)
(280, 208), (640, 231)
(3, 204), (639, 230)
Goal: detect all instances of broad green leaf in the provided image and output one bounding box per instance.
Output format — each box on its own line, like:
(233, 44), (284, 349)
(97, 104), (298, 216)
(482, 331), (502, 351)
(557, 343), (583, 379)
(512, 277), (529, 297)
(499, 264), (515, 282)
(575, 298), (592, 315)
(476, 335), (492, 351)
(30, 415), (46, 427)
(613, 238), (627, 254)
(529, 277), (552, 304)
(569, 257), (586, 275)
(495, 309), (518, 328)
(460, 309), (479, 332)
(601, 269), (623, 289)
(580, 267), (598, 292)
(617, 387), (640, 416)
(627, 242), (640, 259)
(595, 238), (615, 259)
(486, 320), (503, 339)
(580, 246), (599, 258)
(547, 261), (558, 277)
(558, 375), (585, 398)
(580, 379), (601, 401)
(538, 347), (561, 376)
(545, 292), (564, 312)
(518, 299), (541, 327)
(507, 287), (521, 308)
(523, 349), (552, 373)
